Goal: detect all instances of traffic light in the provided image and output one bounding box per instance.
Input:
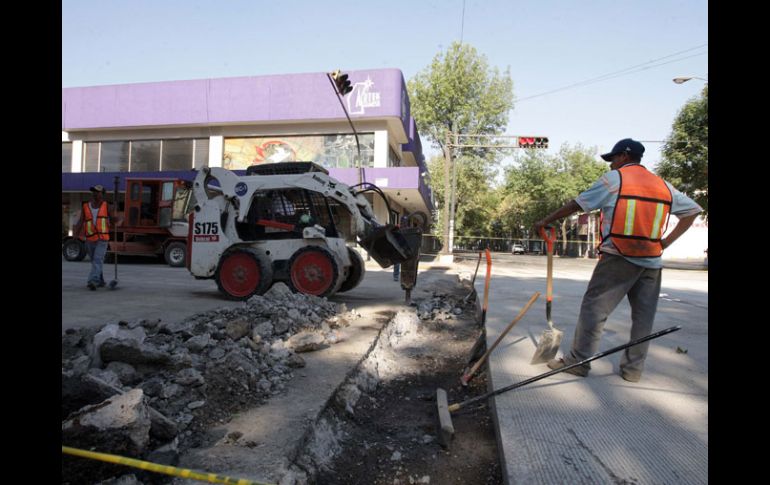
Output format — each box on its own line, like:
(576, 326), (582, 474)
(518, 136), (548, 149)
(330, 70), (353, 96)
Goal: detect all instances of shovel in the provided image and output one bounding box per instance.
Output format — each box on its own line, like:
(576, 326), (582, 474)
(436, 325), (682, 447)
(108, 176), (119, 290)
(530, 226), (562, 364)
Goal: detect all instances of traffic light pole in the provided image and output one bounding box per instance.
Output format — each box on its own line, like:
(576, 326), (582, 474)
(327, 71), (364, 185)
(442, 133), (547, 258)
(441, 131), (453, 255)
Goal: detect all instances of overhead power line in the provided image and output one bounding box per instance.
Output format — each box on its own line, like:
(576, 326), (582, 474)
(516, 44), (708, 103)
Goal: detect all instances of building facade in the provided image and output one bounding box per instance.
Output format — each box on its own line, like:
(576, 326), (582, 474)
(62, 68), (434, 237)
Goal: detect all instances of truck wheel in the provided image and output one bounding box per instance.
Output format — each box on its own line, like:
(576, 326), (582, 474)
(164, 242), (187, 267)
(338, 247), (366, 293)
(287, 246), (341, 298)
(62, 239), (86, 261)
(215, 248), (273, 300)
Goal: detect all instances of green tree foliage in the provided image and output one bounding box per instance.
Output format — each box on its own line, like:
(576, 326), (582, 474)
(657, 85), (708, 219)
(408, 42), (514, 145)
(496, 144), (606, 247)
(408, 42), (514, 243)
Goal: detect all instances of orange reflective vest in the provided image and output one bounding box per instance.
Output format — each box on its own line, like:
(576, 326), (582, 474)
(83, 201), (110, 241)
(606, 165), (672, 257)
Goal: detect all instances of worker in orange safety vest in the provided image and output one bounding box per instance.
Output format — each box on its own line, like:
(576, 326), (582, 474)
(73, 185), (119, 290)
(533, 138), (702, 382)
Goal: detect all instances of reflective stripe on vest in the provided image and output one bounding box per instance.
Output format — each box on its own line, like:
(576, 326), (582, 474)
(83, 201), (110, 241)
(607, 165), (672, 257)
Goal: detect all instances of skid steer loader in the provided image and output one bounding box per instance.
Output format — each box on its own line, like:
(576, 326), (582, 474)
(186, 162), (421, 300)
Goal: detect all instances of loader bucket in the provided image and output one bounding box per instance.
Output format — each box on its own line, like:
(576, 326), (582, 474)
(360, 226), (422, 268)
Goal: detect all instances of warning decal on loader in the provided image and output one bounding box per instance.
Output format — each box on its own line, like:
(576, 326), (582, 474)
(194, 235), (219, 242)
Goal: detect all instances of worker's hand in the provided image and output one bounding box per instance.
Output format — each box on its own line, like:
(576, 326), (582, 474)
(533, 220), (547, 236)
(661, 239), (670, 250)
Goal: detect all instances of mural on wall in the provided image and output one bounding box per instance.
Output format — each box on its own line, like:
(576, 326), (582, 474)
(223, 135), (374, 170)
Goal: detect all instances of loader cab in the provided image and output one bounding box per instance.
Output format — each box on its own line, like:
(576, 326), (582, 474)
(236, 188), (339, 241)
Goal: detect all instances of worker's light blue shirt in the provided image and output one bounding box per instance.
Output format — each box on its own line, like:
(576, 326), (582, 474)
(574, 165), (703, 269)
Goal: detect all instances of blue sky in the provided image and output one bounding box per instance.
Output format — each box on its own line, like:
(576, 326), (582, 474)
(62, 0), (707, 172)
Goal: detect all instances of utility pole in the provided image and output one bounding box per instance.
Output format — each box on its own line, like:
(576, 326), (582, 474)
(441, 133), (548, 260)
(441, 131), (453, 255)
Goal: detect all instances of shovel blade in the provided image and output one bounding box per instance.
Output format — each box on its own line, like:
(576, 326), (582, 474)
(530, 327), (563, 364)
(108, 280), (118, 290)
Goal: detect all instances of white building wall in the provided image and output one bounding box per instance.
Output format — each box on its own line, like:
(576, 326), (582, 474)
(374, 130), (388, 168)
(661, 215), (708, 261)
(71, 141), (83, 173)
(208, 136), (223, 168)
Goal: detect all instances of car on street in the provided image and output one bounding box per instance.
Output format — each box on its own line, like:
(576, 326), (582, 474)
(512, 243), (525, 254)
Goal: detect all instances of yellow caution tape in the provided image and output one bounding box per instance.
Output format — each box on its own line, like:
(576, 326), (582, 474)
(62, 446), (274, 485)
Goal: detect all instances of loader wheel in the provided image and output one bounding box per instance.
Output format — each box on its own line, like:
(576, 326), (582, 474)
(62, 239), (86, 261)
(164, 242), (187, 267)
(216, 248), (273, 300)
(287, 246), (341, 297)
(338, 247), (366, 293)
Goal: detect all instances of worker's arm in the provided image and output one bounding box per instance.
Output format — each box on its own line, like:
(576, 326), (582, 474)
(661, 213), (699, 250)
(533, 200), (582, 235)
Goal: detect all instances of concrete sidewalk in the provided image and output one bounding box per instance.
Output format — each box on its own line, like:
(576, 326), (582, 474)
(471, 257), (708, 484)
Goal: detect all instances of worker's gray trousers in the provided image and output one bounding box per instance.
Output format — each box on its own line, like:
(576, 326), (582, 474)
(564, 253), (662, 380)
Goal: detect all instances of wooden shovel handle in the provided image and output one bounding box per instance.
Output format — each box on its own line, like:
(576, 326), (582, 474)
(482, 248), (492, 312)
(464, 291), (541, 381)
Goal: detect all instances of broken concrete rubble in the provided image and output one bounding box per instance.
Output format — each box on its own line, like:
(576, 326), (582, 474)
(61, 283), (359, 484)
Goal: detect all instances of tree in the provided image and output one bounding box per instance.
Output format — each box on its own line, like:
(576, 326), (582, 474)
(657, 85), (708, 219)
(496, 144), (606, 252)
(408, 42), (514, 248)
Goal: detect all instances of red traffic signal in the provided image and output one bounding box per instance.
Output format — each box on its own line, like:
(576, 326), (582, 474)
(330, 70), (353, 96)
(518, 136), (548, 149)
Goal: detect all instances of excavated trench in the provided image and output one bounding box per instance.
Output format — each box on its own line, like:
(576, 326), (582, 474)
(282, 290), (502, 485)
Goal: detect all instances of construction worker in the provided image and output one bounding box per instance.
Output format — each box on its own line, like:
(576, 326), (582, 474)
(533, 138), (703, 382)
(74, 185), (117, 290)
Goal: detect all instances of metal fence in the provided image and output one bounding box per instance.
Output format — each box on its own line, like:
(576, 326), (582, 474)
(419, 234), (600, 258)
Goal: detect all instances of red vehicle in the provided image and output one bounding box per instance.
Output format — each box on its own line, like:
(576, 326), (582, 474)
(62, 178), (194, 267)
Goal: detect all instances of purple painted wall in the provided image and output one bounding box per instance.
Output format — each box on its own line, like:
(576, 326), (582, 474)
(62, 69), (410, 134)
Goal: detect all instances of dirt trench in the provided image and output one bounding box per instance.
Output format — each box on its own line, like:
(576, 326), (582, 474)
(285, 284), (503, 484)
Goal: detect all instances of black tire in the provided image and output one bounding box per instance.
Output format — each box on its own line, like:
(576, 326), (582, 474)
(164, 241), (187, 267)
(215, 247), (273, 300)
(338, 247), (366, 293)
(62, 239), (86, 261)
(287, 246), (341, 298)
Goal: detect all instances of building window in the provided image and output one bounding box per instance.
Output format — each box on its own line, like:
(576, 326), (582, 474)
(84, 142), (100, 172)
(100, 141), (130, 172)
(223, 134), (375, 170)
(131, 140), (161, 172)
(194, 138), (209, 168)
(161, 139), (193, 170)
(62, 142), (72, 173)
(79, 137), (210, 172)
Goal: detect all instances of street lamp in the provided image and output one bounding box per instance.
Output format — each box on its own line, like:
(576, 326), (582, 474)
(673, 76), (708, 84)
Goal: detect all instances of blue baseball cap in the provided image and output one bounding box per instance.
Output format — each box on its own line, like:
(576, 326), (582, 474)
(600, 138), (645, 161)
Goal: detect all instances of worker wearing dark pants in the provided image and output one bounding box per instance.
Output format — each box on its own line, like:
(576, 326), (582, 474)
(568, 253), (662, 381)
